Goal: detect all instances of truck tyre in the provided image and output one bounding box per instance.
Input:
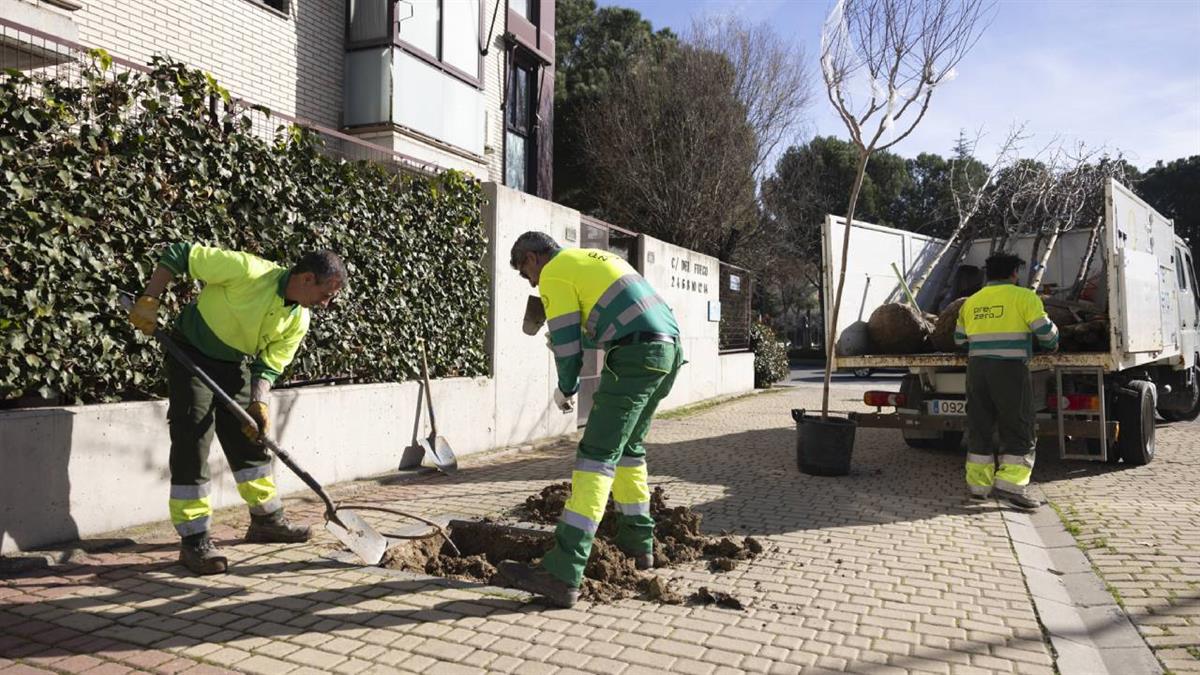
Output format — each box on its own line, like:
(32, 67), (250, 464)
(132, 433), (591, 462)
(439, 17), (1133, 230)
(1159, 365), (1200, 422)
(1117, 380), (1156, 465)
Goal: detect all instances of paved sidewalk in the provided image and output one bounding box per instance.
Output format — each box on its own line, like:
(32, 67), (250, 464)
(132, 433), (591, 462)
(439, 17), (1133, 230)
(1037, 419), (1200, 673)
(0, 383), (1110, 674)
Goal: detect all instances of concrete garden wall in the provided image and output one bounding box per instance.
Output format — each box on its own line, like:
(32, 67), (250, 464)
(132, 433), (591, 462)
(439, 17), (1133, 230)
(0, 184), (753, 554)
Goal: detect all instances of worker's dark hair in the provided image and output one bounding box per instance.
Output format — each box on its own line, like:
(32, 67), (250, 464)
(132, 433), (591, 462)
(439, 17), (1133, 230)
(292, 250), (348, 284)
(985, 253), (1025, 281)
(510, 231), (561, 269)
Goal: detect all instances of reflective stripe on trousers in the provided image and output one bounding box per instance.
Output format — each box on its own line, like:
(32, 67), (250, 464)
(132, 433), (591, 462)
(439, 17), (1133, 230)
(965, 357), (1036, 496)
(239, 480), (281, 516)
(169, 483), (213, 536)
(613, 457), (650, 517)
(965, 450), (1036, 495)
(541, 341), (680, 587)
(559, 458), (616, 535)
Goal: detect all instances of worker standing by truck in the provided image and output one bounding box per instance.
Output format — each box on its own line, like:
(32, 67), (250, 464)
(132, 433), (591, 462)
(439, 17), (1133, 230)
(954, 253), (1059, 509)
(497, 232), (683, 608)
(128, 243), (346, 574)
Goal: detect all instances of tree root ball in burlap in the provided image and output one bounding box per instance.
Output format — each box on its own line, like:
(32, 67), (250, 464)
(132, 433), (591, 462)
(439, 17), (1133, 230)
(835, 321), (872, 357)
(931, 298), (968, 352)
(868, 303), (933, 354)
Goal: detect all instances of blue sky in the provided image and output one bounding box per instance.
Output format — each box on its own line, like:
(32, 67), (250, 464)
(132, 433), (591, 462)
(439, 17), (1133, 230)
(594, 0), (1200, 170)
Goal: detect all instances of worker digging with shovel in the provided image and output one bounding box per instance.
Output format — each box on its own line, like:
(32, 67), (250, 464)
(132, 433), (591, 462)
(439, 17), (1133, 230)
(127, 243), (346, 575)
(497, 232), (684, 608)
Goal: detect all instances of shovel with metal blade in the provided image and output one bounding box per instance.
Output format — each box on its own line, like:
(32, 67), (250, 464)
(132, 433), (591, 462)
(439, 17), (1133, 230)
(118, 293), (389, 565)
(418, 338), (458, 474)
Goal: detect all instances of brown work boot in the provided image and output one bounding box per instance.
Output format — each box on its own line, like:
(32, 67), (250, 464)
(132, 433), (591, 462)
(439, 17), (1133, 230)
(619, 546), (654, 570)
(179, 534), (228, 575)
(496, 560), (579, 608)
(245, 510), (312, 544)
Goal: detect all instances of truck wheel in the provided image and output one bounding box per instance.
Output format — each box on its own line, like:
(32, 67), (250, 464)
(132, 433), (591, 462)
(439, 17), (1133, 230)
(1117, 380), (1156, 465)
(1159, 366), (1200, 422)
(853, 367), (873, 378)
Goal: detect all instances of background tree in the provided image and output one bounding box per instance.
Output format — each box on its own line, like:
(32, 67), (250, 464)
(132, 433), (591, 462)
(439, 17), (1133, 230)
(887, 152), (954, 236)
(760, 136), (909, 253)
(755, 136), (909, 337)
(908, 126), (1024, 296)
(580, 43), (758, 259)
(688, 17), (812, 181)
(556, 4), (814, 262)
(1138, 156), (1200, 250)
(553, 0), (676, 213)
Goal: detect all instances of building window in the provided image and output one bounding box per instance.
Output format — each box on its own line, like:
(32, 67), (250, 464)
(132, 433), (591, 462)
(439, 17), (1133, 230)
(255, 0), (288, 13)
(509, 0), (534, 23)
(396, 0), (480, 81)
(348, 0), (390, 42)
(505, 61), (536, 193)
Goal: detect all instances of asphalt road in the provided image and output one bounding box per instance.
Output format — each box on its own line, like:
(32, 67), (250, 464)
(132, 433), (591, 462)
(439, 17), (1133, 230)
(785, 362), (905, 388)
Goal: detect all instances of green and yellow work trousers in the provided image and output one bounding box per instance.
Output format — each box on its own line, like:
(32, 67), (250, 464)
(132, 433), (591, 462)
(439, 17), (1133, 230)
(965, 356), (1036, 497)
(165, 337), (280, 537)
(542, 338), (683, 587)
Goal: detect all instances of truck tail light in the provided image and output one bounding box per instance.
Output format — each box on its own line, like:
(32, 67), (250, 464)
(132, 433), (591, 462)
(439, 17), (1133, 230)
(1047, 394), (1101, 411)
(864, 391), (907, 407)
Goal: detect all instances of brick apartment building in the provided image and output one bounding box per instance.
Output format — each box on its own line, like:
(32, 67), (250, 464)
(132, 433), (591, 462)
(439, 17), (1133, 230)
(0, 0), (555, 198)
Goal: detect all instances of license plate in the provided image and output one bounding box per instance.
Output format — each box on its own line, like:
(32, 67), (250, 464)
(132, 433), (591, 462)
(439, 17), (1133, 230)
(927, 399), (966, 415)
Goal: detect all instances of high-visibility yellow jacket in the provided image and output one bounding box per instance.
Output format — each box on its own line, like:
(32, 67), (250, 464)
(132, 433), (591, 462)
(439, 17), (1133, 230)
(160, 243), (310, 383)
(540, 248), (678, 394)
(954, 281), (1058, 360)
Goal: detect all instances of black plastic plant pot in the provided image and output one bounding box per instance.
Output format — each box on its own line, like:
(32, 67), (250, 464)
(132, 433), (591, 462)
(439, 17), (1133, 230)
(791, 408), (857, 476)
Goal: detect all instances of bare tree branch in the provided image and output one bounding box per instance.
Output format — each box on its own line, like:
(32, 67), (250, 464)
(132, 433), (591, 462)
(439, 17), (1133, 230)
(689, 18), (814, 180)
(909, 122), (1027, 296)
(580, 44), (759, 259)
(817, 0), (994, 417)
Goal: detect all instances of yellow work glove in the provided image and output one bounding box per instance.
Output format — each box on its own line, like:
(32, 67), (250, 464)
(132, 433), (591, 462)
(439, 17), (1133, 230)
(128, 295), (160, 336)
(242, 401), (270, 443)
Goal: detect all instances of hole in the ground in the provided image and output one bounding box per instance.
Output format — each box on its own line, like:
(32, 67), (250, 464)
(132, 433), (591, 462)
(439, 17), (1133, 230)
(379, 485), (765, 607)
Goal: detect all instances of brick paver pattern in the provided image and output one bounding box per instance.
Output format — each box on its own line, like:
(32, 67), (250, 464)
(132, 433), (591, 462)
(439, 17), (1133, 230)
(3, 379), (1137, 674)
(1037, 419), (1200, 673)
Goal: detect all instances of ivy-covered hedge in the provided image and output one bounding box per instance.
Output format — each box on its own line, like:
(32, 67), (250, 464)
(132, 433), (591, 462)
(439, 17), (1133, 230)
(0, 55), (488, 405)
(750, 321), (790, 388)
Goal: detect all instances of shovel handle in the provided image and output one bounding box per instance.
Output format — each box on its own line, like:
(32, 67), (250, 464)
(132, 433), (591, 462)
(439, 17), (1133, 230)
(419, 339), (438, 437)
(119, 293), (342, 523)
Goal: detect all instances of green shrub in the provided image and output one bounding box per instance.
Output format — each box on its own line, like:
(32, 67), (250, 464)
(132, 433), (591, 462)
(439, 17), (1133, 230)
(0, 54), (488, 404)
(750, 321), (789, 388)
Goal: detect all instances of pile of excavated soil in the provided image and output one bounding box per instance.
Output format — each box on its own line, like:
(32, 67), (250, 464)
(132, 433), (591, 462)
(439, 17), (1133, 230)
(521, 483), (762, 573)
(380, 483), (761, 607)
(381, 518), (549, 582)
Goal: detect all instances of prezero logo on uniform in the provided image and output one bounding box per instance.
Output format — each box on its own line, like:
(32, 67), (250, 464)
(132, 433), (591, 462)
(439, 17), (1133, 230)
(973, 305), (1005, 320)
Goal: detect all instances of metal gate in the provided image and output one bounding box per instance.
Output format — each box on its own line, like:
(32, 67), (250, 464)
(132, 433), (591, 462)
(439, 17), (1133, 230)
(719, 262), (753, 352)
(576, 216), (639, 425)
